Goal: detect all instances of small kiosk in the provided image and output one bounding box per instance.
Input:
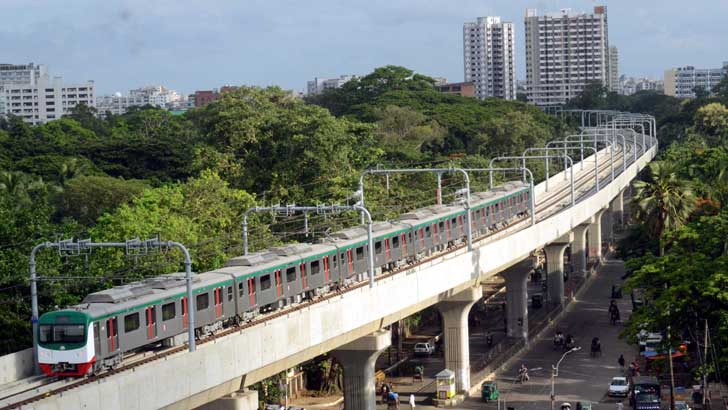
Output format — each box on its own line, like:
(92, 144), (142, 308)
(435, 369), (456, 400)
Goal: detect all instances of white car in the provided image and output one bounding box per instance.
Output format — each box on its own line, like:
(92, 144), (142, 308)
(608, 376), (630, 397)
(413, 342), (435, 356)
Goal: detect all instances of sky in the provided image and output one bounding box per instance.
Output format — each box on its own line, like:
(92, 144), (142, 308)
(2, 0), (727, 95)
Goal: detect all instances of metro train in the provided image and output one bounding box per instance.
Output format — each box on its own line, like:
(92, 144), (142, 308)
(37, 181), (531, 377)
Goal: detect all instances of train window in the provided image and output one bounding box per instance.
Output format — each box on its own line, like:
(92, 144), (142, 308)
(332, 255), (337, 268)
(286, 267), (297, 282)
(124, 313), (140, 333)
(227, 286), (233, 301)
(375, 241), (382, 254)
(39, 325), (51, 343)
(196, 293), (209, 311)
(260, 274), (271, 290)
(439, 221), (444, 231)
(162, 303), (176, 321)
(238, 282), (244, 297)
(392, 235), (399, 248)
(356, 247), (364, 261)
(451, 218), (457, 226)
(425, 226), (431, 237)
(311, 260), (320, 274)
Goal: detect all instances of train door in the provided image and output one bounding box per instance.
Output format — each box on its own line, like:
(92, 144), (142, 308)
(182, 297), (189, 329)
(275, 270), (282, 297)
(93, 322), (101, 357)
(214, 288), (223, 319)
(300, 263), (308, 289)
(384, 238), (391, 262)
(401, 233), (408, 256)
(247, 278), (256, 307)
(323, 256), (330, 281)
(106, 317), (119, 353)
(347, 249), (354, 275)
(145, 306), (157, 340)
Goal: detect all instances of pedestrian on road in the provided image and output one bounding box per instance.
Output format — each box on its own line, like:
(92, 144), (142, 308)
(616, 401), (624, 410)
(409, 394), (415, 410)
(618, 354), (625, 369)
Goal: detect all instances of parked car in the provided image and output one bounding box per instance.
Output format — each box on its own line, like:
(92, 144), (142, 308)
(608, 376), (630, 397)
(413, 342), (435, 356)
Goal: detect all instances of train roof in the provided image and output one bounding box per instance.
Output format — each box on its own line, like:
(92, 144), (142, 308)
(223, 242), (338, 278)
(68, 271), (231, 320)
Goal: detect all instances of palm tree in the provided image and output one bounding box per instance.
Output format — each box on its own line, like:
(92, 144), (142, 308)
(632, 161), (696, 255)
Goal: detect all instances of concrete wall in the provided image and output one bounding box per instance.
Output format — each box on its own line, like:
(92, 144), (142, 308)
(0, 348), (34, 385)
(28, 143), (657, 410)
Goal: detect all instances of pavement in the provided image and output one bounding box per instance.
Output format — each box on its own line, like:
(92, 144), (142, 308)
(396, 256), (632, 410)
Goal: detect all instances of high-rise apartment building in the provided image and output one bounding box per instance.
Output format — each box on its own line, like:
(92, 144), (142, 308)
(524, 6), (610, 106)
(664, 62), (728, 98)
(463, 16), (516, 100)
(0, 63), (95, 125)
(608, 46), (619, 92)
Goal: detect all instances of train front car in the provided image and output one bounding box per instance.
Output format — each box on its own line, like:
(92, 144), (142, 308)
(37, 310), (95, 377)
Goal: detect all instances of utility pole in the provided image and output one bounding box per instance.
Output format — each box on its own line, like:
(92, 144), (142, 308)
(703, 319), (708, 408)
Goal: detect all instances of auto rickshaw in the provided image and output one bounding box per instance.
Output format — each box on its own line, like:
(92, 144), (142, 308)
(481, 381), (499, 402)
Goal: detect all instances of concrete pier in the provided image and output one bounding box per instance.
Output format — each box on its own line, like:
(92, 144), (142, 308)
(331, 330), (391, 410)
(438, 286), (482, 393)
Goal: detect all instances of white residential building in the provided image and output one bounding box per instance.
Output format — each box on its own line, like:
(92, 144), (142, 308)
(96, 85), (182, 116)
(0, 63), (47, 86)
(0, 63), (48, 120)
(306, 75), (356, 95)
(463, 16), (516, 100)
(664, 62), (728, 98)
(617, 75), (663, 95)
(2, 76), (95, 125)
(524, 6), (610, 106)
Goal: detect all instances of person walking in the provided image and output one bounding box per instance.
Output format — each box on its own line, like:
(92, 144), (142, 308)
(409, 394), (416, 410)
(618, 354), (625, 369)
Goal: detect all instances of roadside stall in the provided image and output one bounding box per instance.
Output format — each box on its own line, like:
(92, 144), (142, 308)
(435, 369), (456, 400)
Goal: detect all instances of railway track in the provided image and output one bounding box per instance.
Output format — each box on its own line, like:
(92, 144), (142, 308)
(0, 139), (646, 410)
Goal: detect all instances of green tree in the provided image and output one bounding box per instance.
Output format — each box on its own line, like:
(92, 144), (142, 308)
(54, 175), (150, 226)
(632, 162), (696, 255)
(712, 73), (728, 98)
(694, 103), (728, 145)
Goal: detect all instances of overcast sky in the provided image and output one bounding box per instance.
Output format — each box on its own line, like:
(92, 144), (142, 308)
(2, 0), (727, 95)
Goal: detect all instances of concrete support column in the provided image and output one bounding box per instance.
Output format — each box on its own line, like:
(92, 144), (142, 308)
(545, 233), (573, 305)
(611, 190), (624, 227)
(331, 330), (391, 410)
(588, 208), (608, 265)
(437, 286), (482, 393)
(502, 267), (529, 340)
(571, 223), (590, 278)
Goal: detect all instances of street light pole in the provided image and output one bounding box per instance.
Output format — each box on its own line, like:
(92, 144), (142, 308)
(551, 346), (581, 410)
